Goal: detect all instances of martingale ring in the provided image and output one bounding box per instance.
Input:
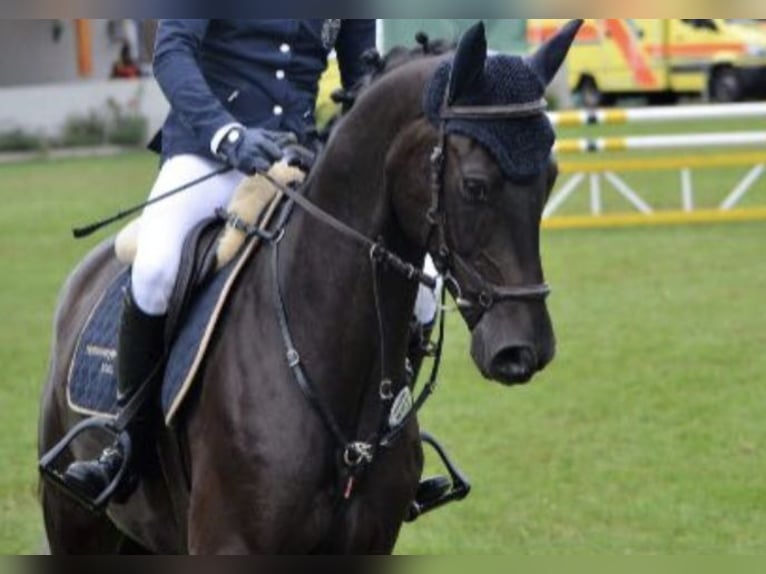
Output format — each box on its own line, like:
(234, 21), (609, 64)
(379, 379), (394, 401)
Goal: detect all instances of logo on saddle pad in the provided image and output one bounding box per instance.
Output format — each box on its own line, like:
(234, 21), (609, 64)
(86, 345), (116, 377)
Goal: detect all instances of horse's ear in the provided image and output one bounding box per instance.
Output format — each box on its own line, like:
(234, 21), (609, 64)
(527, 19), (584, 86)
(448, 21), (487, 104)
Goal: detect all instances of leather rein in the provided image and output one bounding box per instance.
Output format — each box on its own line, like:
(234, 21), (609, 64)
(253, 96), (552, 503)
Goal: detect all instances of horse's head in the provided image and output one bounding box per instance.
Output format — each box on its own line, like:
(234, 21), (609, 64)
(414, 21), (582, 386)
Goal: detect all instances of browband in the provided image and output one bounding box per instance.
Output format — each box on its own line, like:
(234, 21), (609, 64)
(440, 98), (548, 120)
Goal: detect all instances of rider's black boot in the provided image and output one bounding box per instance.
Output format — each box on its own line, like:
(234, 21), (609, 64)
(63, 289), (166, 501)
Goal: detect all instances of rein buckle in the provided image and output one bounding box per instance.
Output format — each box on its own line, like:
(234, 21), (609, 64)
(286, 349), (301, 368)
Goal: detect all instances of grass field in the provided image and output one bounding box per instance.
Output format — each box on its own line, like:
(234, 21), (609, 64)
(1, 148), (765, 554)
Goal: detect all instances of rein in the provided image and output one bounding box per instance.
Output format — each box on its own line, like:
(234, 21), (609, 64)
(259, 174), (443, 499)
(254, 94), (553, 508)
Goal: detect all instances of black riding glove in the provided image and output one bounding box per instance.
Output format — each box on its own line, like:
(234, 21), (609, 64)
(216, 126), (296, 175)
(283, 144), (317, 172)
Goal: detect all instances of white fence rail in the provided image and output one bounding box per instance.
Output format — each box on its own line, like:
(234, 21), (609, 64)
(554, 132), (766, 154)
(544, 103), (766, 228)
(548, 102), (766, 127)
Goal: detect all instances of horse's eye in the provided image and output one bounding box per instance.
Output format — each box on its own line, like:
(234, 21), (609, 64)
(462, 178), (489, 203)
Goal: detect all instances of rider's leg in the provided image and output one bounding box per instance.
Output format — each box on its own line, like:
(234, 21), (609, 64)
(130, 156), (245, 315)
(63, 155), (244, 498)
(409, 255), (443, 384)
(409, 258), (456, 510)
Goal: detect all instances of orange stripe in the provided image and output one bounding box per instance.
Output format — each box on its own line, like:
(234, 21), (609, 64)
(646, 43), (746, 57)
(604, 19), (658, 88)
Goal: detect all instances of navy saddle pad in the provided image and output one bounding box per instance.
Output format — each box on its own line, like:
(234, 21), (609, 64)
(67, 251), (248, 424)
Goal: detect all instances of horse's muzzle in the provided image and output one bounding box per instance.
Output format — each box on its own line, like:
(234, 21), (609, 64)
(469, 302), (555, 386)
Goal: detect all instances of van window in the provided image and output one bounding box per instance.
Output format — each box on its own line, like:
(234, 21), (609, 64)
(681, 19), (718, 32)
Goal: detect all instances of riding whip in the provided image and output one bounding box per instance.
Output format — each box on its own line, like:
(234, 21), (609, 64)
(72, 166), (233, 239)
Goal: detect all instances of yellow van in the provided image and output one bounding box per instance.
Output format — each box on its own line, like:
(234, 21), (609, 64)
(727, 19), (766, 32)
(528, 19), (766, 106)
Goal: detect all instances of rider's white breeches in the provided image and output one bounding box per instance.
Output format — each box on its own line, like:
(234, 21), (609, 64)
(414, 256), (442, 327)
(131, 154), (443, 326)
(132, 155), (245, 315)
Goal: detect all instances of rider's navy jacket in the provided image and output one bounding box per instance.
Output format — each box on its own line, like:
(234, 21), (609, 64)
(151, 19), (376, 159)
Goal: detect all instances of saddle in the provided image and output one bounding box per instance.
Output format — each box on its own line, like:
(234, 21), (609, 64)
(66, 163), (305, 424)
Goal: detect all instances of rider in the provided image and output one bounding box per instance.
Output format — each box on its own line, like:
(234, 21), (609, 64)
(63, 19), (378, 497)
(63, 19), (442, 500)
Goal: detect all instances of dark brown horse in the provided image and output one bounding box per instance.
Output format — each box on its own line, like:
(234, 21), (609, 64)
(38, 21), (582, 554)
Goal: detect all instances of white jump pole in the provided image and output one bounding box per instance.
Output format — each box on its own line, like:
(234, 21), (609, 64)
(555, 132), (766, 154)
(548, 103), (766, 127)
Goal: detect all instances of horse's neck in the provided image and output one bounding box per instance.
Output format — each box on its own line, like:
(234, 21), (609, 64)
(272, 61), (434, 422)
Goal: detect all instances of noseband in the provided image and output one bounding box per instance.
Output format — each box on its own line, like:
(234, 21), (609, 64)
(427, 98), (552, 328)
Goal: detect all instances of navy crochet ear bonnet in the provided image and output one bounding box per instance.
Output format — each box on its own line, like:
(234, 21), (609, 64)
(423, 55), (555, 183)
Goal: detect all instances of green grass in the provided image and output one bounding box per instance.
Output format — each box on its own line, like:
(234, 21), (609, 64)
(398, 222), (766, 554)
(552, 165), (766, 216)
(0, 154), (151, 554)
(1, 149), (766, 554)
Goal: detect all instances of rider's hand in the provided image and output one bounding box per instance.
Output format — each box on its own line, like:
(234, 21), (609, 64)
(283, 144), (317, 172)
(216, 126), (296, 175)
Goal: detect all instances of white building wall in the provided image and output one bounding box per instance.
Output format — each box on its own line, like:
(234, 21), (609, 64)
(0, 19), (125, 87)
(0, 79), (169, 143)
(0, 20), (166, 143)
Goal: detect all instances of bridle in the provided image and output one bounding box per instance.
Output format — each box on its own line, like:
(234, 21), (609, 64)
(253, 94), (554, 508)
(427, 97), (552, 329)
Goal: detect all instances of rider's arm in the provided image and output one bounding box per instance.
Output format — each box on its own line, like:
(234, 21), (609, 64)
(335, 19), (377, 91)
(153, 19), (239, 155)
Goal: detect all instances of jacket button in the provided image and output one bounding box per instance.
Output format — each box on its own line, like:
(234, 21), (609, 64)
(280, 43), (291, 54)
(273, 105), (284, 116)
(276, 70), (286, 80)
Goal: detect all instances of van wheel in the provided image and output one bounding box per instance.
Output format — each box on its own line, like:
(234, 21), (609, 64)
(579, 77), (603, 108)
(709, 67), (742, 102)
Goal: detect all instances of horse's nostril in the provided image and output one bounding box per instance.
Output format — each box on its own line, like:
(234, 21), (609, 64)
(490, 346), (538, 385)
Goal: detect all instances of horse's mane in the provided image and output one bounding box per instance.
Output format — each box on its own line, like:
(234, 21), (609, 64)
(321, 32), (454, 136)
(355, 32), (455, 93)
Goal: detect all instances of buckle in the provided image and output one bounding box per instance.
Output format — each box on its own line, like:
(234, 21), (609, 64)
(343, 442), (374, 468)
(286, 348), (301, 368)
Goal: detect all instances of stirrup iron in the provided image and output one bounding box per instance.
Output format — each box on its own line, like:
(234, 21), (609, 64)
(405, 432), (471, 522)
(39, 418), (133, 513)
